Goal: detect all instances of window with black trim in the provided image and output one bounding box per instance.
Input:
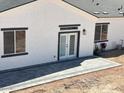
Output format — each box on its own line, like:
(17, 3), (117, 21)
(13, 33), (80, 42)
(2, 28), (28, 57)
(94, 23), (108, 42)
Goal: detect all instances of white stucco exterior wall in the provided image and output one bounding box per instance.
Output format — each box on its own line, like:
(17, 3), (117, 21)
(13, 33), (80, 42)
(0, 0), (97, 71)
(97, 18), (124, 50)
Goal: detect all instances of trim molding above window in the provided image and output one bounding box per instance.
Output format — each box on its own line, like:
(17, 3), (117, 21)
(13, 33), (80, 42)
(96, 22), (110, 25)
(59, 24), (81, 31)
(1, 27), (28, 31)
(59, 24), (81, 27)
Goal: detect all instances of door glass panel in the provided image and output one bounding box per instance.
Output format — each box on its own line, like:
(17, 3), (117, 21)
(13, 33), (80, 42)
(69, 35), (75, 55)
(4, 31), (14, 54)
(60, 35), (66, 57)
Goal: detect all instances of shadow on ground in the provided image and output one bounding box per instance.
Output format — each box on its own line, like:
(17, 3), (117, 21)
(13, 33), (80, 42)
(99, 49), (124, 58)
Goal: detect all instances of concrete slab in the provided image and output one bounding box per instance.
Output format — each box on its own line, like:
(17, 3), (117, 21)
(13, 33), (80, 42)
(0, 57), (121, 93)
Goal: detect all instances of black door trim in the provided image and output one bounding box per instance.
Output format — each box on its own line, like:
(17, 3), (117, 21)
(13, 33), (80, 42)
(58, 31), (80, 61)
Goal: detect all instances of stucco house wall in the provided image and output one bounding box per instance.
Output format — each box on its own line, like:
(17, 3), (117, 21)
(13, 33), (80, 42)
(96, 18), (124, 50)
(0, 0), (97, 71)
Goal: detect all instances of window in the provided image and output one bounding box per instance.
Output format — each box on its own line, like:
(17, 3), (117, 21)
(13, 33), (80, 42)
(94, 23), (109, 42)
(2, 28), (28, 57)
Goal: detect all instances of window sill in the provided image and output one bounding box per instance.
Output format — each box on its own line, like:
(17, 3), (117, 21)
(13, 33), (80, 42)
(1, 52), (28, 58)
(95, 40), (108, 43)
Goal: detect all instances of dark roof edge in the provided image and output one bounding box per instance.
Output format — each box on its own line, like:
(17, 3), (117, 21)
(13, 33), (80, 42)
(62, 0), (99, 18)
(0, 0), (37, 13)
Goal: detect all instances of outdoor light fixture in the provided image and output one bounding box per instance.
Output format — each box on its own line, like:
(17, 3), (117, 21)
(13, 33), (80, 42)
(118, 5), (123, 11)
(83, 29), (86, 35)
(96, 3), (100, 6)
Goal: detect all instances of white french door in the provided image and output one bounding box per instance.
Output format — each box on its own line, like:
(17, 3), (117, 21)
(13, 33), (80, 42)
(59, 33), (78, 60)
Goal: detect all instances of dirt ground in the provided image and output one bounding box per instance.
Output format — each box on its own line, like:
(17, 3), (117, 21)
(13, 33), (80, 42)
(12, 50), (124, 93)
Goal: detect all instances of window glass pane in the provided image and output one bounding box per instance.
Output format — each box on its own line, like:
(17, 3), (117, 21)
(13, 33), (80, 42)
(16, 31), (25, 53)
(4, 31), (14, 54)
(101, 25), (108, 40)
(95, 25), (101, 41)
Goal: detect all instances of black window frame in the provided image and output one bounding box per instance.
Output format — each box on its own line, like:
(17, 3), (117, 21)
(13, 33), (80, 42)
(1, 27), (28, 58)
(94, 23), (109, 43)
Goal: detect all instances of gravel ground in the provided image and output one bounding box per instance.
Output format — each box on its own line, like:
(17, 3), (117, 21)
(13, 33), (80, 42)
(11, 50), (124, 93)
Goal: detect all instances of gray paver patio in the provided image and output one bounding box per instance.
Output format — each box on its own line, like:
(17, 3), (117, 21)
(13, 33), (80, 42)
(0, 57), (95, 88)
